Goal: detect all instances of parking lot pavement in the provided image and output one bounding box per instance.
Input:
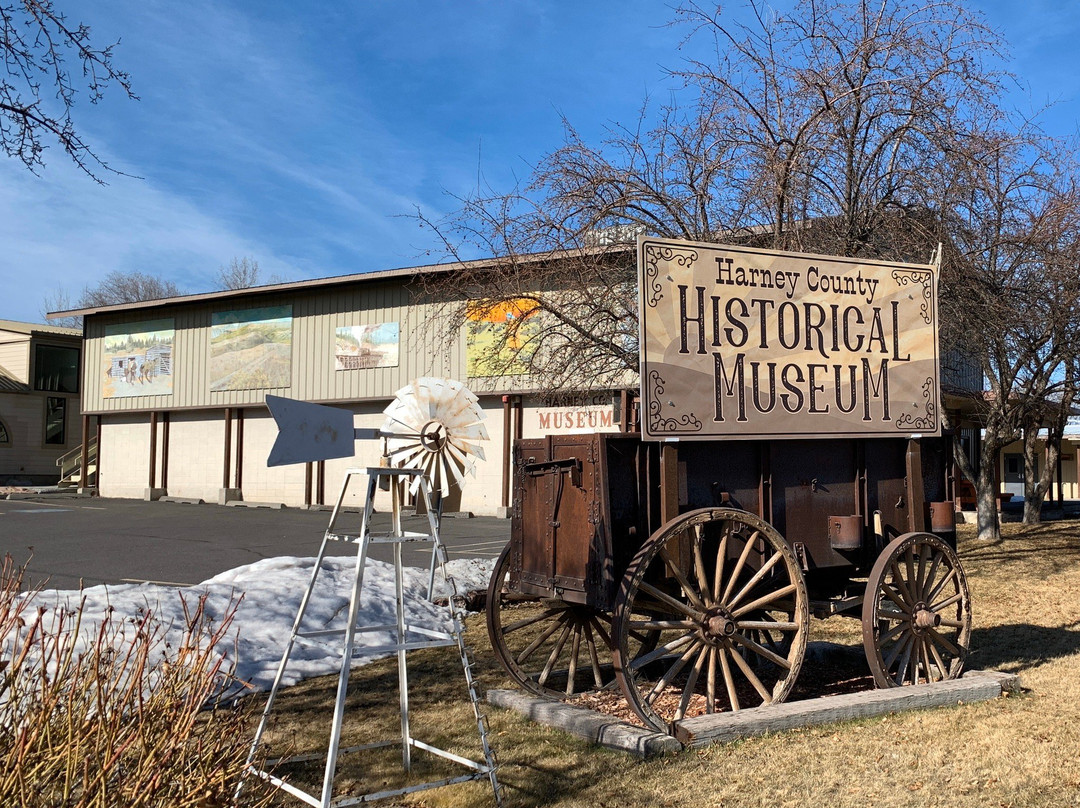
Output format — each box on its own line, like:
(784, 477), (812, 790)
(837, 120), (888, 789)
(0, 495), (510, 592)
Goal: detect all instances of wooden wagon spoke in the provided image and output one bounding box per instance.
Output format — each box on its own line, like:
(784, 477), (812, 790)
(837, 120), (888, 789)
(628, 619), (696, 630)
(730, 583), (797, 619)
(514, 613), (568, 665)
(883, 631), (913, 671)
(879, 621), (909, 645)
(888, 558), (915, 605)
(920, 551), (944, 604)
(583, 623), (605, 689)
(930, 592), (963, 613)
(914, 547), (928, 601)
(735, 619), (798, 632)
(925, 567), (959, 606)
(588, 615), (613, 648)
(502, 608), (564, 634)
(878, 582), (913, 615)
(565, 626), (582, 696)
(718, 646), (740, 711)
(721, 530), (761, 603)
(925, 626), (961, 657)
(920, 637), (934, 683)
(706, 647), (717, 714)
(895, 636), (915, 685)
(927, 636), (949, 676)
(645, 641), (699, 704)
(537, 621), (574, 687)
(713, 522), (732, 602)
(628, 631), (695, 671)
(730, 631), (792, 670)
(725, 550), (784, 611)
(904, 546), (917, 602)
(726, 641), (773, 703)
(692, 524), (711, 602)
(675, 644), (711, 722)
(659, 547), (708, 611)
(636, 580), (702, 619)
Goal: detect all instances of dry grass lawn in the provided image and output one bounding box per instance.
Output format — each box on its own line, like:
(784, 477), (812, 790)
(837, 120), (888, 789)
(253, 522), (1080, 807)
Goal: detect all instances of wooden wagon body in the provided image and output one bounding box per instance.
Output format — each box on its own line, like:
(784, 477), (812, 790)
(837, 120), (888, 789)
(486, 239), (972, 733)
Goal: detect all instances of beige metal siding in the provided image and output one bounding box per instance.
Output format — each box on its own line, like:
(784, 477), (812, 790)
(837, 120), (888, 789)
(0, 339), (30, 383)
(80, 280), (468, 414)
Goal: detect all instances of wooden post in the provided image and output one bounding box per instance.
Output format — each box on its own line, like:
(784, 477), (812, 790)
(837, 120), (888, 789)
(235, 408), (245, 490)
(149, 411), (158, 489)
(79, 414), (89, 490)
(223, 408), (232, 489)
(161, 412), (170, 491)
(660, 443), (680, 525)
(905, 438), (926, 532)
(95, 416), (102, 487)
(501, 395), (511, 509)
(305, 462), (313, 508)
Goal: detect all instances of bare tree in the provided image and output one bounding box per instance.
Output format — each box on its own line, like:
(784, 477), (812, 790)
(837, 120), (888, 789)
(215, 257), (261, 290)
(418, 0), (1011, 392)
(937, 123), (1080, 540)
(1, 1), (136, 180)
(42, 270), (182, 328)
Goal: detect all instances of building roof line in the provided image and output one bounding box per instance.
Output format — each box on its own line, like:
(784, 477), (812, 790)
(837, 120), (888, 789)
(46, 244), (635, 319)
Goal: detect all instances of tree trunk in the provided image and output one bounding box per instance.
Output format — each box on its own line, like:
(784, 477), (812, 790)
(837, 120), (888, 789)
(1022, 427), (1044, 523)
(975, 446), (1002, 543)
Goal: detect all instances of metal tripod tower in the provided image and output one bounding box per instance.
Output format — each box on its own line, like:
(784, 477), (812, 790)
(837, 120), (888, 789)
(240, 466), (501, 806)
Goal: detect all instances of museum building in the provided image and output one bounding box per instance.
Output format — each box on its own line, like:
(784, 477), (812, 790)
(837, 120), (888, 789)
(57, 256), (628, 516)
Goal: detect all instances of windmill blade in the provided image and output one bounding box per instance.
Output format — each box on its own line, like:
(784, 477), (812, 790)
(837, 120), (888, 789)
(380, 378), (488, 497)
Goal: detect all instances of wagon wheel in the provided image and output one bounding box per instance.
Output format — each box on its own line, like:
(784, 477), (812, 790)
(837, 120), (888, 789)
(612, 508), (809, 732)
(486, 544), (621, 699)
(862, 532), (972, 688)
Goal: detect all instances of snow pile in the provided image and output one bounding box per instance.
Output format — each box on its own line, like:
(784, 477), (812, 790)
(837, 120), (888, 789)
(25, 556), (495, 694)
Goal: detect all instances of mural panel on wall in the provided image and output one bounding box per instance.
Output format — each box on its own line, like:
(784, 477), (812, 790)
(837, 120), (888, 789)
(102, 319), (175, 398)
(209, 305), (292, 391)
(466, 298), (539, 377)
(334, 322), (400, 370)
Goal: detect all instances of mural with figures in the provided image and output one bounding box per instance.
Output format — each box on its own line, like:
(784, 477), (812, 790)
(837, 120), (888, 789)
(102, 319), (175, 398)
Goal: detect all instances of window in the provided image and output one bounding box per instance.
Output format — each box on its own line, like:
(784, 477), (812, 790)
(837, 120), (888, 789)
(44, 397), (66, 445)
(34, 344), (79, 393)
(0, 417), (9, 445)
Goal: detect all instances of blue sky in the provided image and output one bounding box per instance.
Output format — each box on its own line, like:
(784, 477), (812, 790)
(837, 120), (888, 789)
(2, 0), (1077, 324)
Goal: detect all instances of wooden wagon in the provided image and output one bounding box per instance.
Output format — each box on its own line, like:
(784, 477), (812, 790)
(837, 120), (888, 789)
(485, 238), (972, 733)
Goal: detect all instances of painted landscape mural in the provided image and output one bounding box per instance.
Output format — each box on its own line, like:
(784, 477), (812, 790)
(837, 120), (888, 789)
(334, 322), (399, 370)
(209, 306), (292, 391)
(102, 319), (175, 398)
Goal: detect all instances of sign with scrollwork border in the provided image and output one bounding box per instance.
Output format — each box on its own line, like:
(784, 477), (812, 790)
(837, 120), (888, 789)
(638, 237), (941, 441)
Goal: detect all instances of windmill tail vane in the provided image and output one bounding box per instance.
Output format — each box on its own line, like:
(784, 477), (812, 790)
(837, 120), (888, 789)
(265, 377), (488, 497)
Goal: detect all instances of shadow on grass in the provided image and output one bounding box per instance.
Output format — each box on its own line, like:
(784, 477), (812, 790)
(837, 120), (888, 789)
(969, 622), (1080, 674)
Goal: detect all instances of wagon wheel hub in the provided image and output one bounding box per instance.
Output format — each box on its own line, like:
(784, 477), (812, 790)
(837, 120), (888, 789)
(702, 607), (737, 644)
(912, 602), (941, 633)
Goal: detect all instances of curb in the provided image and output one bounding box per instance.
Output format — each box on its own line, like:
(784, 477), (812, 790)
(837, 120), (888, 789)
(486, 689), (681, 759)
(487, 669), (1020, 756)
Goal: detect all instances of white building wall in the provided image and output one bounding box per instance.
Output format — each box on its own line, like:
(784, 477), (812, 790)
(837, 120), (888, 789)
(166, 411), (226, 503)
(98, 414), (151, 499)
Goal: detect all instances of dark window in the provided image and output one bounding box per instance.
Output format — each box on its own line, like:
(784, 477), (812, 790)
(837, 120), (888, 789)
(34, 345), (79, 393)
(0, 417), (9, 444)
(45, 397), (66, 445)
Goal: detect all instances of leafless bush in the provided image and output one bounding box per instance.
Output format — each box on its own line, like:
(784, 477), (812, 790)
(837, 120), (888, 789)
(0, 555), (273, 807)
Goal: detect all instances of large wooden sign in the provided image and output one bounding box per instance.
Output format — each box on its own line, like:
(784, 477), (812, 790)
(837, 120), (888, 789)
(638, 237), (940, 440)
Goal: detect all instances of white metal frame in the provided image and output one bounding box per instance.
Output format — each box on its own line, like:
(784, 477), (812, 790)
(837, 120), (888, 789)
(239, 466), (501, 807)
